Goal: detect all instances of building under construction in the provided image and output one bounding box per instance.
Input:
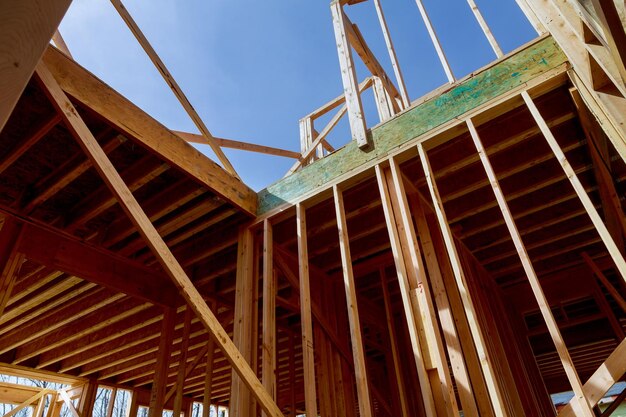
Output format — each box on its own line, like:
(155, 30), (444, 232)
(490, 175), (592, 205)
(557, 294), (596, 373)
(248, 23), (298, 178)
(0, 0), (625, 416)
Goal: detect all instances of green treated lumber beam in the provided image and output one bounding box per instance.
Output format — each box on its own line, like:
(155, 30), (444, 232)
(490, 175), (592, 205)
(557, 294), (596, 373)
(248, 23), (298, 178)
(258, 36), (568, 215)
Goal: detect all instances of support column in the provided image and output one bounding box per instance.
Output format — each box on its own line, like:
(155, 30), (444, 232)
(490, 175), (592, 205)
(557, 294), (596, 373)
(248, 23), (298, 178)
(296, 203), (318, 417)
(330, 1), (368, 149)
(173, 308), (193, 417)
(150, 308), (176, 417)
(418, 143), (508, 417)
(262, 219), (276, 417)
(333, 185), (373, 417)
(230, 226), (255, 416)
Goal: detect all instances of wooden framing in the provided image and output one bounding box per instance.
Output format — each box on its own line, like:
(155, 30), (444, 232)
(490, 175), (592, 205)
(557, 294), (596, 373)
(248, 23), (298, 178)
(295, 203), (318, 417)
(413, 0), (455, 83)
(34, 62), (284, 417)
(467, 118), (594, 417)
(330, 1), (369, 149)
(417, 143), (508, 417)
(261, 219), (276, 417)
(109, 0), (239, 179)
(0, 0), (72, 132)
(333, 185), (374, 417)
(2, 2), (626, 416)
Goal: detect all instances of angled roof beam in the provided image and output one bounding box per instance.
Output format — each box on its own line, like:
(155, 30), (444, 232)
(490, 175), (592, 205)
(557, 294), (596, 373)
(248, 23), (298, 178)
(109, 0), (240, 179)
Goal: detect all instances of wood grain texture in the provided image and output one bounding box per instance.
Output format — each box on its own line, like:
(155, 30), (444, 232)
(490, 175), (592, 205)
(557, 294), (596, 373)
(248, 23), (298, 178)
(0, 0), (72, 132)
(258, 36), (567, 215)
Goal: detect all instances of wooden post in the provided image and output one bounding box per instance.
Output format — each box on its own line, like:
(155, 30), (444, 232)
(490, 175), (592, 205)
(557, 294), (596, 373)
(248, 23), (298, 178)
(330, 1), (369, 149)
(262, 220), (276, 417)
(230, 227), (255, 417)
(400, 169), (491, 417)
(106, 389), (118, 417)
(522, 91), (626, 280)
(333, 185), (374, 417)
(372, 77), (395, 123)
(173, 308), (193, 417)
(0, 217), (25, 317)
(35, 62), (284, 417)
(467, 118), (595, 417)
(413, 0), (455, 83)
(296, 203), (318, 417)
(287, 331), (296, 417)
(129, 391), (140, 417)
(372, 0), (410, 108)
(79, 380), (98, 417)
(0, 0), (73, 133)
(149, 308), (175, 417)
(374, 164), (446, 417)
(109, 0), (239, 179)
(417, 143), (508, 417)
(202, 326), (215, 417)
(379, 268), (410, 417)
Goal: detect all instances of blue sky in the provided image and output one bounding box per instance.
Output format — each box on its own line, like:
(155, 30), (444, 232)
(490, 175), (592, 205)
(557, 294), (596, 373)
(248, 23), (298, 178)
(57, 0), (537, 191)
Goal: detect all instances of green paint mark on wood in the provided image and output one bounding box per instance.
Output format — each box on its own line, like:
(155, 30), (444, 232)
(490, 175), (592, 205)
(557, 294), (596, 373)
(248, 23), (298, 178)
(257, 36), (568, 215)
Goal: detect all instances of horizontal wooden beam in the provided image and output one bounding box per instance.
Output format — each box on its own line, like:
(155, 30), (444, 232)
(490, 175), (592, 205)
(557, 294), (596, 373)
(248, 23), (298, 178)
(258, 36), (568, 215)
(41, 45), (257, 216)
(174, 131), (301, 159)
(8, 214), (179, 307)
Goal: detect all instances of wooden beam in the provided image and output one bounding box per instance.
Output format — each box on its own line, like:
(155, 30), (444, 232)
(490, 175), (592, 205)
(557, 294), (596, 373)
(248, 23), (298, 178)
(589, 0), (626, 86)
(295, 204), (318, 417)
(0, 0), (72, 133)
(262, 220), (277, 417)
(35, 62), (284, 417)
(109, 0), (238, 178)
(417, 143), (508, 416)
(174, 131), (302, 160)
(0, 112), (61, 175)
(258, 37), (568, 215)
(173, 308), (192, 417)
(41, 46), (257, 216)
(12, 217), (178, 307)
(570, 88), (626, 252)
(202, 316), (216, 417)
(383, 162), (461, 417)
(333, 185), (373, 417)
(287, 78), (373, 176)
(582, 252), (626, 313)
(379, 268), (410, 417)
(230, 227), (255, 416)
(0, 217), (24, 317)
(413, 0), (455, 82)
(522, 91), (626, 279)
(105, 389), (117, 417)
(467, 118), (594, 417)
(373, 0), (410, 108)
(465, 0), (503, 58)
(330, 1), (368, 149)
(558, 337), (626, 417)
(51, 30), (73, 59)
(149, 308), (175, 417)
(374, 165), (437, 417)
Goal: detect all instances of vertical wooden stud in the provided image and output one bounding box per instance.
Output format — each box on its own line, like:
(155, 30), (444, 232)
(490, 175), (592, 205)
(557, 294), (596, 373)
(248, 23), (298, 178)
(333, 185), (374, 417)
(330, 1), (369, 148)
(262, 219), (276, 417)
(418, 143), (508, 417)
(296, 203), (318, 417)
